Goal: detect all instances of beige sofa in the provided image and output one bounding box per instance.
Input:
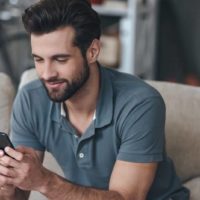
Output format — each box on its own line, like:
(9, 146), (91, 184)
(0, 70), (200, 200)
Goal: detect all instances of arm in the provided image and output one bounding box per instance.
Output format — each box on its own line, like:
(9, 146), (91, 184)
(0, 148), (44, 200)
(109, 160), (157, 200)
(1, 148), (157, 200)
(38, 160), (157, 200)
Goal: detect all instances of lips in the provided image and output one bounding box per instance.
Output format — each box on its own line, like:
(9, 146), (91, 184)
(45, 81), (65, 89)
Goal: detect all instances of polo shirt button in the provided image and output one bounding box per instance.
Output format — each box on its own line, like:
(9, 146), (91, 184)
(79, 152), (85, 159)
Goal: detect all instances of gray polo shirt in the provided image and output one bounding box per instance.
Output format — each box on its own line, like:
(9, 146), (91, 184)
(10, 67), (189, 199)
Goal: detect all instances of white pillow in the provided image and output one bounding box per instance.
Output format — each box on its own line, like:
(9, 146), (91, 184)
(18, 68), (38, 89)
(0, 73), (15, 134)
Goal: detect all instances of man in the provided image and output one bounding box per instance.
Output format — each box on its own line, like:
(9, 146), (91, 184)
(0, 0), (189, 199)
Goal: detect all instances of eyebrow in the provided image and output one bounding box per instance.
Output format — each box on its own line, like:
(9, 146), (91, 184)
(32, 54), (71, 59)
(52, 54), (71, 59)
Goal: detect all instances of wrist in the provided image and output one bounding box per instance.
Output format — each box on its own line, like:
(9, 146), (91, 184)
(38, 170), (71, 199)
(0, 185), (16, 200)
(37, 167), (53, 194)
(0, 185), (16, 198)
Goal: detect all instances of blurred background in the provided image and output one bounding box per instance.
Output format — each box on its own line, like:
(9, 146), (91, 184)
(1, 0), (200, 87)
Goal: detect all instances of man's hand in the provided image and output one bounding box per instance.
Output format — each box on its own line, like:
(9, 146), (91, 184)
(0, 150), (16, 199)
(0, 146), (46, 192)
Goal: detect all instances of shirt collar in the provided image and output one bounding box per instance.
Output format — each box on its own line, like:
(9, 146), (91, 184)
(60, 103), (96, 120)
(95, 67), (113, 128)
(61, 103), (66, 117)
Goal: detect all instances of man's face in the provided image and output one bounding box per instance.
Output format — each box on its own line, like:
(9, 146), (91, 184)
(31, 27), (89, 102)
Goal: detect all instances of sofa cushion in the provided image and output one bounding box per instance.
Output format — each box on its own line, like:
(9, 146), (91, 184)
(18, 68), (38, 89)
(0, 73), (15, 134)
(147, 80), (200, 182)
(184, 177), (200, 200)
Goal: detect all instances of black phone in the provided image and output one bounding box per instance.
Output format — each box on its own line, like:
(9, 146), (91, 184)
(0, 132), (14, 152)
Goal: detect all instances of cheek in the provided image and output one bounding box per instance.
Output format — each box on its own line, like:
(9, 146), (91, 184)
(62, 60), (84, 77)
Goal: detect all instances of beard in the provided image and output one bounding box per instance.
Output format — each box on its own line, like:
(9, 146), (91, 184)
(41, 60), (90, 102)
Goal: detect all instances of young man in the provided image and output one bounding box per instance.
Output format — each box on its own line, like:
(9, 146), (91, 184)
(0, 0), (189, 199)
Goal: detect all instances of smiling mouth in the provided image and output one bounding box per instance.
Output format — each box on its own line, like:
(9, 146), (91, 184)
(45, 81), (65, 89)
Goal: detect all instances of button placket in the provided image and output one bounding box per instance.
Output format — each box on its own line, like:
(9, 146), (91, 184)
(75, 123), (95, 167)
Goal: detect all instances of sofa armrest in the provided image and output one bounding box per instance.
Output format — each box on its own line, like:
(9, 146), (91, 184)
(0, 73), (15, 134)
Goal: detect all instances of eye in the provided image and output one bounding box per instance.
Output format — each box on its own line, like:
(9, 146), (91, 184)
(56, 58), (68, 63)
(33, 57), (44, 63)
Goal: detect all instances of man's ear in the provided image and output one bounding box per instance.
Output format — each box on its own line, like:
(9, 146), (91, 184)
(86, 39), (101, 64)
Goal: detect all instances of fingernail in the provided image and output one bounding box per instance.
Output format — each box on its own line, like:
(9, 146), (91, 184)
(5, 147), (10, 152)
(0, 150), (4, 156)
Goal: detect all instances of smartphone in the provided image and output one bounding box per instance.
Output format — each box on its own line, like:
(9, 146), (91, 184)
(0, 132), (14, 152)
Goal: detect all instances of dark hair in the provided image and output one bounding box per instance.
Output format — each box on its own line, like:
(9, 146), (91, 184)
(22, 0), (101, 56)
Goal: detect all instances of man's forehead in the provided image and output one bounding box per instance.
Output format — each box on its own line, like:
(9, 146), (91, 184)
(30, 27), (76, 55)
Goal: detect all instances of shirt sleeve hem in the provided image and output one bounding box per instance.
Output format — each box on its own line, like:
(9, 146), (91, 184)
(117, 152), (163, 163)
(12, 141), (45, 152)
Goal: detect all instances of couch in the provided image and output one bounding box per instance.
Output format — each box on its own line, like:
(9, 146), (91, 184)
(0, 70), (200, 200)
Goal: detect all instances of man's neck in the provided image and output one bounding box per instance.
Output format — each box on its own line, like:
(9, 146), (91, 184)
(64, 64), (100, 134)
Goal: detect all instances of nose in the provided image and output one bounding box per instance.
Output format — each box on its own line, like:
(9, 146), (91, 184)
(42, 61), (57, 80)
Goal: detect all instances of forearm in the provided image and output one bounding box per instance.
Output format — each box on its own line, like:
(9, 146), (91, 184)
(40, 172), (124, 200)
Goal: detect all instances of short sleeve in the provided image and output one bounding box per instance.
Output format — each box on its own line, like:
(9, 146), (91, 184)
(117, 96), (166, 163)
(10, 88), (45, 151)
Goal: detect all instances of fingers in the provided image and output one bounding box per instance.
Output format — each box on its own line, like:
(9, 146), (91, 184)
(0, 150), (4, 157)
(0, 147), (23, 168)
(4, 147), (23, 161)
(0, 146), (36, 168)
(0, 175), (13, 186)
(0, 165), (16, 178)
(0, 155), (19, 168)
